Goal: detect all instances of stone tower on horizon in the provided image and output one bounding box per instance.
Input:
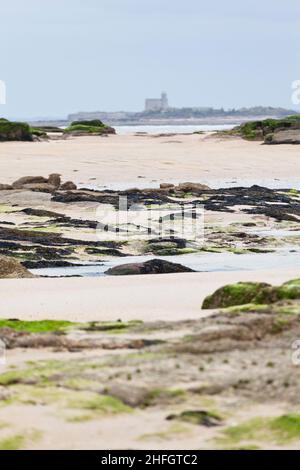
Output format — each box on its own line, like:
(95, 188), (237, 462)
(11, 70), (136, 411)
(145, 92), (169, 112)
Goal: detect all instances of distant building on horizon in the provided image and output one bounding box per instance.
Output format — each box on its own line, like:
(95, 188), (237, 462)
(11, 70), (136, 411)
(145, 92), (169, 112)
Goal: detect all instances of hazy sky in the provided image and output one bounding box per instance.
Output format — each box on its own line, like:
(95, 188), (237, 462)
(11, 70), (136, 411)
(1, 0), (300, 119)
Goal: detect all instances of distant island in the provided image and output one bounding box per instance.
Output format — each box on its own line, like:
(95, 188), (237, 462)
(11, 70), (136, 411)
(28, 93), (299, 127)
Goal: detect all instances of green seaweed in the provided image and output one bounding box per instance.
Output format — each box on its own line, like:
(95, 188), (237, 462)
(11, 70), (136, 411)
(231, 115), (300, 141)
(219, 414), (300, 446)
(0, 119), (33, 142)
(0, 319), (75, 333)
(202, 280), (300, 309)
(0, 434), (26, 450)
(64, 119), (112, 135)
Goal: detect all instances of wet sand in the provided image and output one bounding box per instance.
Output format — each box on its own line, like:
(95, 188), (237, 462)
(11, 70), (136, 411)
(0, 268), (298, 322)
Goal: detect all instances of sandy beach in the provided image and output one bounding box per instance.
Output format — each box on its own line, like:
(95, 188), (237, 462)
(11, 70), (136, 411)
(0, 132), (300, 451)
(0, 133), (300, 189)
(0, 268), (299, 322)
(3, 0), (300, 453)
(0, 132), (299, 322)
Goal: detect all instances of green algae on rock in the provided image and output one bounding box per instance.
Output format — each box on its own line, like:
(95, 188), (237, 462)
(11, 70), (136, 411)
(166, 410), (222, 427)
(0, 319), (75, 333)
(202, 280), (300, 309)
(219, 414), (300, 447)
(64, 119), (115, 136)
(228, 115), (300, 141)
(0, 118), (33, 142)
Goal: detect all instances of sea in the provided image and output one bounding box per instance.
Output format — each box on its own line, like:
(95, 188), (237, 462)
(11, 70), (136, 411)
(114, 124), (236, 135)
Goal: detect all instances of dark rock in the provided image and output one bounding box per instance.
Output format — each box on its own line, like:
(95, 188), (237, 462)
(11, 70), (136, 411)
(166, 410), (222, 427)
(50, 183), (300, 223)
(20, 208), (64, 218)
(22, 260), (85, 269)
(148, 237), (186, 249)
(85, 247), (126, 257)
(105, 258), (195, 276)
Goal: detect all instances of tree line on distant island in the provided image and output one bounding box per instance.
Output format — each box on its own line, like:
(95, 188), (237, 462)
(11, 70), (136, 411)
(138, 106), (297, 118)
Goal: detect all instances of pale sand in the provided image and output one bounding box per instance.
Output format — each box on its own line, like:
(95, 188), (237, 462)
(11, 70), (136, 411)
(0, 402), (291, 450)
(0, 133), (299, 189)
(0, 269), (298, 322)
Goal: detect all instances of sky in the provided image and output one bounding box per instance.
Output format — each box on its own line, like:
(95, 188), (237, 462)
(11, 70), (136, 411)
(1, 0), (300, 119)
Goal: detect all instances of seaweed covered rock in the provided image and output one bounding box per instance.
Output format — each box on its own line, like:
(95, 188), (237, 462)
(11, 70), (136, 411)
(166, 410), (222, 427)
(64, 119), (116, 136)
(0, 255), (34, 278)
(0, 118), (33, 142)
(231, 115), (300, 141)
(202, 280), (300, 309)
(105, 258), (195, 276)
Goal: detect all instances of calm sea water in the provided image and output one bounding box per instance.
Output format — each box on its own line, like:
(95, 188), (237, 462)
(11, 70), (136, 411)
(30, 249), (300, 278)
(114, 124), (236, 135)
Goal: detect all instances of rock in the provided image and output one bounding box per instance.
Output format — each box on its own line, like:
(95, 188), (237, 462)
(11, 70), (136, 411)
(12, 176), (48, 189)
(202, 282), (270, 309)
(176, 182), (210, 192)
(202, 281), (300, 309)
(60, 181), (77, 190)
(148, 237), (186, 249)
(0, 119), (33, 142)
(145, 238), (187, 255)
(160, 183), (175, 190)
(231, 116), (300, 141)
(0, 255), (34, 278)
(21, 183), (56, 193)
(104, 383), (150, 407)
(166, 410), (222, 427)
(11, 174), (75, 192)
(21, 208), (64, 218)
(105, 258), (195, 276)
(48, 173), (61, 188)
(0, 184), (12, 190)
(64, 120), (116, 136)
(265, 129), (300, 145)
